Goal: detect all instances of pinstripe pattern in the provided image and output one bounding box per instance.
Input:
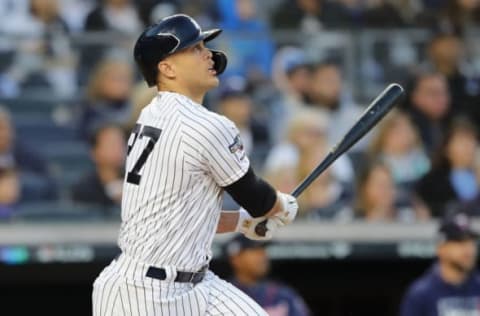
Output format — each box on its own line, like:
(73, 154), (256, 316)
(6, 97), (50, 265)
(93, 91), (262, 315)
(93, 255), (266, 315)
(118, 92), (249, 271)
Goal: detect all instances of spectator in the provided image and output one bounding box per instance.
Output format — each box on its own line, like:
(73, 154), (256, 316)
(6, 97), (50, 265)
(264, 108), (354, 184)
(128, 82), (157, 131)
(225, 235), (311, 316)
(0, 167), (21, 220)
(216, 76), (270, 168)
(404, 71), (451, 156)
(84, 0), (143, 34)
(79, 58), (134, 139)
(80, 0), (143, 83)
(58, 0), (95, 33)
(355, 160), (425, 222)
(135, 0), (181, 26)
(270, 47), (312, 144)
(416, 117), (480, 218)
(271, 0), (351, 31)
(368, 109), (431, 189)
(298, 145), (353, 221)
(425, 29), (480, 122)
(416, 0), (480, 30)
(71, 124), (126, 212)
(400, 211), (480, 316)
(2, 0), (75, 96)
(215, 0), (275, 79)
(0, 106), (56, 201)
(307, 61), (365, 152)
(363, 0), (406, 28)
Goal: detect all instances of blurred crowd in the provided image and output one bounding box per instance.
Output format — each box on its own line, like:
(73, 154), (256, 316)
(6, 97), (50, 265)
(2, 0), (480, 223)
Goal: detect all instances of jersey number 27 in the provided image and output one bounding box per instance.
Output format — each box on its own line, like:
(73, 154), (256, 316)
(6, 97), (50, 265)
(126, 123), (162, 185)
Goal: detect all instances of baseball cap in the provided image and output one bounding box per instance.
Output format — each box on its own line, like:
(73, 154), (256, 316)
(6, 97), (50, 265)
(218, 75), (248, 101)
(274, 47), (309, 75)
(438, 211), (480, 242)
(224, 235), (269, 257)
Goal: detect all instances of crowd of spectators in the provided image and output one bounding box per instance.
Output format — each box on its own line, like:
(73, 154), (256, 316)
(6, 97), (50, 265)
(2, 0), (480, 223)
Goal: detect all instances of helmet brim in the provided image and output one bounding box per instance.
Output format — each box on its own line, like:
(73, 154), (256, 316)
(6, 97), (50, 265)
(177, 29), (222, 52)
(202, 29), (222, 42)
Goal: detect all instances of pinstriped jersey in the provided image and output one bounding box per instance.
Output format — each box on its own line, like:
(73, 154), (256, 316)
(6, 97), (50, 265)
(118, 91), (249, 271)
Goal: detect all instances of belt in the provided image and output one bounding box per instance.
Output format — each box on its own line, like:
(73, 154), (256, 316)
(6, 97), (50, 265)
(146, 265), (208, 285)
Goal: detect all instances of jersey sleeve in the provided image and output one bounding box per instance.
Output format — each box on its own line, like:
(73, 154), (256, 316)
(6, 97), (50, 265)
(399, 284), (425, 316)
(182, 114), (250, 187)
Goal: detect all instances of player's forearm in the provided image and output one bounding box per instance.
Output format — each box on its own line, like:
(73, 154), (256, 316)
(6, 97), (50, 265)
(216, 211), (240, 233)
(224, 167), (277, 218)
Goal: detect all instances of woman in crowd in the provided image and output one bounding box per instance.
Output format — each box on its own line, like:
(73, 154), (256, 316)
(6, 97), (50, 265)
(368, 109), (430, 196)
(264, 108), (354, 184)
(297, 144), (353, 221)
(416, 116), (480, 217)
(78, 58), (133, 139)
(355, 160), (428, 222)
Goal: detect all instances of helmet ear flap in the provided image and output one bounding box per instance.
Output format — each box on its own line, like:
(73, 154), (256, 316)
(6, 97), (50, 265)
(210, 50), (227, 75)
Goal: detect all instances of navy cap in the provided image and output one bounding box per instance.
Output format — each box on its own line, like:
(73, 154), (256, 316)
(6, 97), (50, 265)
(224, 235), (269, 257)
(218, 76), (248, 101)
(439, 212), (479, 242)
(278, 47), (308, 75)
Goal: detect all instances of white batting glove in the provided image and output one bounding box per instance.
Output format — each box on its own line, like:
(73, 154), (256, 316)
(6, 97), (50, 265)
(235, 208), (280, 241)
(272, 192), (298, 226)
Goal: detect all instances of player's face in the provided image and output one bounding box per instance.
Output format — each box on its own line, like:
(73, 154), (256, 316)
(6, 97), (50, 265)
(439, 239), (477, 273)
(168, 41), (219, 93)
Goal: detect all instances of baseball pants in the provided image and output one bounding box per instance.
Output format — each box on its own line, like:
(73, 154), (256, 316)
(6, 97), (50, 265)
(92, 253), (267, 316)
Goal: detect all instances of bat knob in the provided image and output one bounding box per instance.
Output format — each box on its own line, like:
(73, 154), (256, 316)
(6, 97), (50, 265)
(255, 219), (268, 237)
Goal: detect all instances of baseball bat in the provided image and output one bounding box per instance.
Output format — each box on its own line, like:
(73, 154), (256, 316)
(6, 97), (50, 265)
(255, 83), (405, 236)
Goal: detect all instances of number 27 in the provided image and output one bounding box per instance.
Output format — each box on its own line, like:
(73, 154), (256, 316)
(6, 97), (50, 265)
(126, 123), (162, 185)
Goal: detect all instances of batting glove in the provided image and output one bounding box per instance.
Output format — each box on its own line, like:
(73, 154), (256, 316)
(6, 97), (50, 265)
(272, 191), (298, 226)
(235, 208), (280, 241)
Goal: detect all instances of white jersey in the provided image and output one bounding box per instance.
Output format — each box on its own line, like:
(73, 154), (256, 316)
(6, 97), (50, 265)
(118, 91), (249, 271)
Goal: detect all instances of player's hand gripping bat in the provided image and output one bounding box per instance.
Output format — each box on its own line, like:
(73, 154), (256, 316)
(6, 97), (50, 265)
(255, 83), (405, 236)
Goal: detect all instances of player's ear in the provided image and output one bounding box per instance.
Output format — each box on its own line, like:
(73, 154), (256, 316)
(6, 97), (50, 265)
(158, 59), (176, 80)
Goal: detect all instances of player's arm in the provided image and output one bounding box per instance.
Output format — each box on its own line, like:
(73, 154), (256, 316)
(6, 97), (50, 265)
(218, 166), (298, 240)
(216, 206), (282, 234)
(224, 166), (297, 221)
(216, 211), (239, 234)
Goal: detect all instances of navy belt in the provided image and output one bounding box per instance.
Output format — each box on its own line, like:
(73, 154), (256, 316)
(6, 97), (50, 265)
(146, 265), (208, 285)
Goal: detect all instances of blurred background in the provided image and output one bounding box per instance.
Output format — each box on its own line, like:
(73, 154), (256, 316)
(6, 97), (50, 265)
(3, 0), (480, 315)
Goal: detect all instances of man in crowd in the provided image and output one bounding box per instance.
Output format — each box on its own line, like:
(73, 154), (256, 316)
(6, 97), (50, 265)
(400, 211), (480, 316)
(226, 235), (311, 316)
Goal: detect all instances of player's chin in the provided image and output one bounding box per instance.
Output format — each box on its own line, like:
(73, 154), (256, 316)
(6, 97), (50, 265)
(206, 75), (220, 87)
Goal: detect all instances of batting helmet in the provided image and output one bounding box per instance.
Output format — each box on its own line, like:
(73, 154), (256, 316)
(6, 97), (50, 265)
(134, 14), (228, 87)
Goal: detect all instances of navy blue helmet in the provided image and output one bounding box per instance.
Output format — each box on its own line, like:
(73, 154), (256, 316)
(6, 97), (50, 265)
(134, 14), (227, 87)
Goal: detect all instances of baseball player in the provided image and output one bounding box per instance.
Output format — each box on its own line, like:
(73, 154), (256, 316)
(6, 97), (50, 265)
(92, 14), (298, 316)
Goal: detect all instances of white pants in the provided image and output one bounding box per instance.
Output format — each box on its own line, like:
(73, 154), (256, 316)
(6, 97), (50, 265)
(92, 254), (267, 316)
